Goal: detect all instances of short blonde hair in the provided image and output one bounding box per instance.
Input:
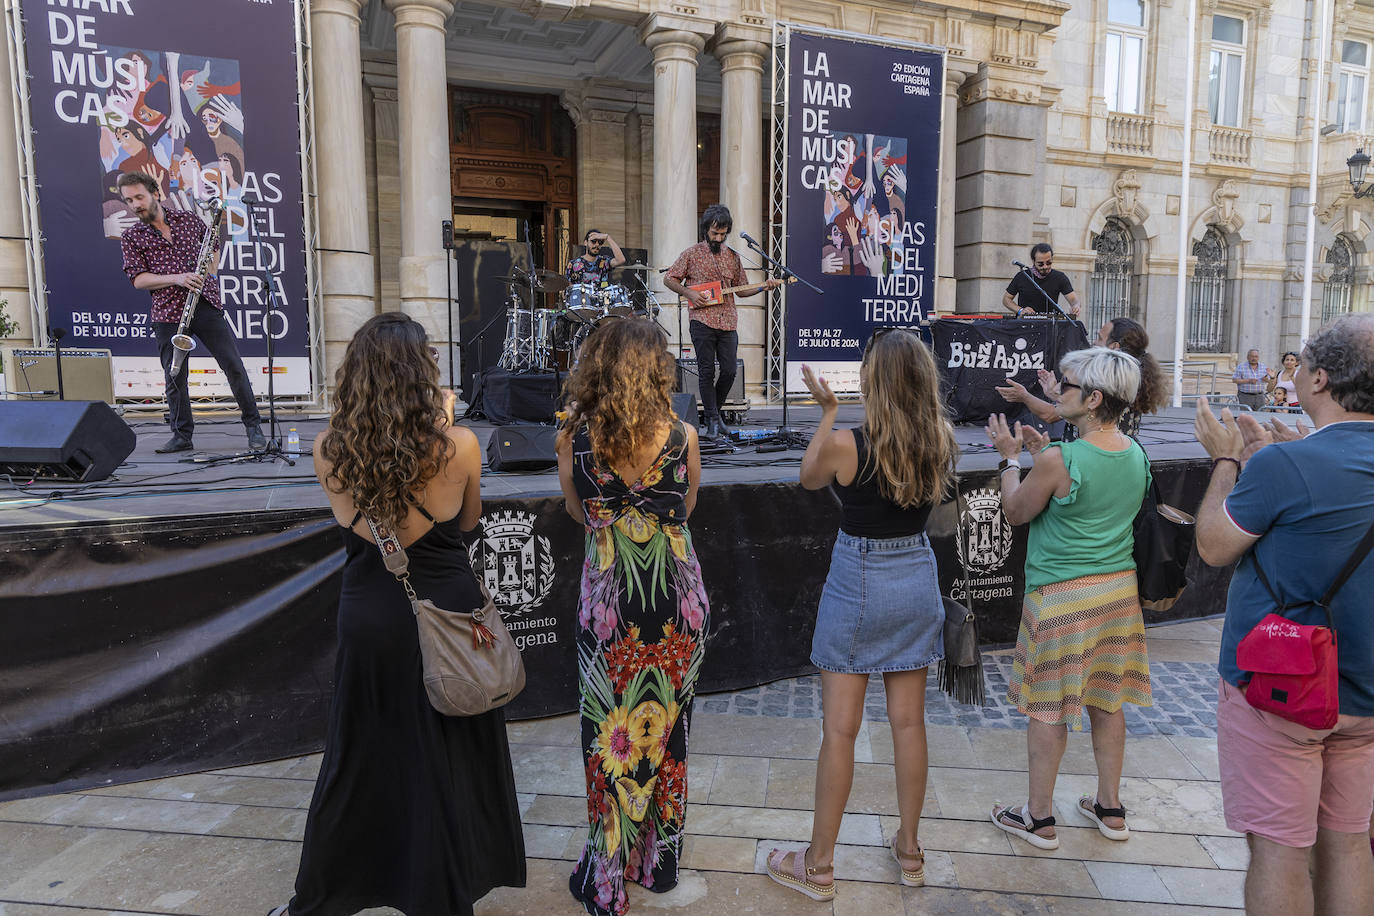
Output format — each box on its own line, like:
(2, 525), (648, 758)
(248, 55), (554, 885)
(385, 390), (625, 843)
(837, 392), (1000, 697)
(1058, 347), (1141, 422)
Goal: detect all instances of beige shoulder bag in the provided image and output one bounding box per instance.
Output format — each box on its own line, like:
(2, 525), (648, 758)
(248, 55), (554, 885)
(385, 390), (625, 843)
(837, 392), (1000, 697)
(364, 516), (526, 716)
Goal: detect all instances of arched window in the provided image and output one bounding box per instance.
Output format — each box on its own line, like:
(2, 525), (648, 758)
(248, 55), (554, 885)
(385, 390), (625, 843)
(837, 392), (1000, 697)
(1089, 217), (1135, 329)
(1188, 226), (1230, 352)
(1322, 236), (1355, 324)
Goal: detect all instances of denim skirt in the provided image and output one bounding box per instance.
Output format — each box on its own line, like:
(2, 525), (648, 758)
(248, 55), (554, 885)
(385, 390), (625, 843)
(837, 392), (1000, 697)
(811, 531), (945, 674)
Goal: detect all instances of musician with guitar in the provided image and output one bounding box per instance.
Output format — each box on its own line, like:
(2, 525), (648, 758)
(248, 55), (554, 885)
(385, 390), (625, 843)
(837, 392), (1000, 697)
(118, 171), (265, 454)
(664, 204), (782, 439)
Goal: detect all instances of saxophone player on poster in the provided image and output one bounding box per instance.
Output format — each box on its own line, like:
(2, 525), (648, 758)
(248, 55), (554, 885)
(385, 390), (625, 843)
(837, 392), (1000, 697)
(118, 171), (267, 454)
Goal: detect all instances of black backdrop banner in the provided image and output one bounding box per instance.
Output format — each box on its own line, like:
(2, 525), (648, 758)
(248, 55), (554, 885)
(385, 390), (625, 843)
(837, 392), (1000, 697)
(0, 462), (1221, 799)
(931, 318), (1091, 424)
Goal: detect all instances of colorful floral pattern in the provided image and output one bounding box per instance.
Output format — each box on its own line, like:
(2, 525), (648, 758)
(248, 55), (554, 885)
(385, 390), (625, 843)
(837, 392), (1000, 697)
(569, 423), (708, 916)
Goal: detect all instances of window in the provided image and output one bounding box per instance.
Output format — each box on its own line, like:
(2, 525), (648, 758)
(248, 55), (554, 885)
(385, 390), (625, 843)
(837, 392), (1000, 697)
(1322, 236), (1355, 324)
(1208, 15), (1246, 127)
(1089, 218), (1135, 328)
(1105, 0), (1147, 114)
(1188, 226), (1230, 352)
(1337, 41), (1369, 134)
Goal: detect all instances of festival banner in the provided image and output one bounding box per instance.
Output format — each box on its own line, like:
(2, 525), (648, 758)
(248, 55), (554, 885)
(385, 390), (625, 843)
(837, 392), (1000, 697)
(18, 0), (310, 397)
(783, 29), (943, 393)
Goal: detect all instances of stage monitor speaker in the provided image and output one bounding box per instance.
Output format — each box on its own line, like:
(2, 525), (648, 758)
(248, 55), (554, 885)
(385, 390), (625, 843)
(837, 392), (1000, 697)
(0, 400), (136, 482)
(3, 347), (115, 403)
(670, 392), (697, 425)
(487, 424), (557, 472)
(676, 357), (745, 405)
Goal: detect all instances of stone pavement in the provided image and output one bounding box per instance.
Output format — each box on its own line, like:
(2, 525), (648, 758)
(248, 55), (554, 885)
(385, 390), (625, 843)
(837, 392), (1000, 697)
(0, 616), (1244, 915)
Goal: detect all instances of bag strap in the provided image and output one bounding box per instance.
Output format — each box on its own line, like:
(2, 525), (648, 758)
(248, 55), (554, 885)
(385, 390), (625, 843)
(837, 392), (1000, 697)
(363, 516), (419, 603)
(1251, 515), (1374, 632)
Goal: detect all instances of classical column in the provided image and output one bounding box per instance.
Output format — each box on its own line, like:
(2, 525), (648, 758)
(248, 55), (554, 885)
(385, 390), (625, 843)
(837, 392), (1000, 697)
(939, 65), (971, 314)
(311, 0), (375, 394)
(712, 25), (769, 400)
(623, 108), (643, 245)
(641, 17), (708, 347)
(713, 27), (768, 240)
(383, 0), (455, 381)
(0, 27), (31, 347)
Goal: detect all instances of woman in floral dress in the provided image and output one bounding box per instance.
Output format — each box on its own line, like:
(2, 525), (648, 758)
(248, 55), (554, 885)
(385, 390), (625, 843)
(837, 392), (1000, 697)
(555, 318), (707, 916)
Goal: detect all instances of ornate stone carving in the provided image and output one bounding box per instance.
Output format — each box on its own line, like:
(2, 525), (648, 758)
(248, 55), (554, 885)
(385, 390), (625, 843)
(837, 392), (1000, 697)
(1318, 192), (1350, 224)
(1112, 170), (1142, 218)
(1212, 180), (1240, 227)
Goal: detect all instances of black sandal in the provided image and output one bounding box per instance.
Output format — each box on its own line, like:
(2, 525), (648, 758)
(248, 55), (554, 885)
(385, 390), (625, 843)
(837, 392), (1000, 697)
(991, 802), (1059, 850)
(1078, 795), (1130, 840)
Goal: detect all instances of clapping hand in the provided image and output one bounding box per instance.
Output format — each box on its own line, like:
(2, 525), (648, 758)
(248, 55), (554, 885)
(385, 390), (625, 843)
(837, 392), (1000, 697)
(1194, 397), (1243, 461)
(984, 413), (1024, 460)
(801, 365), (839, 413)
(1020, 424), (1051, 454)
(1037, 368), (1060, 398)
(1266, 416), (1310, 442)
(996, 378), (1031, 404)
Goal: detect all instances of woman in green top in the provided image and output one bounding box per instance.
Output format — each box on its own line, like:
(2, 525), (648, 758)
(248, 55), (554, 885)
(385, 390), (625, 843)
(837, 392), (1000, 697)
(984, 347), (1153, 851)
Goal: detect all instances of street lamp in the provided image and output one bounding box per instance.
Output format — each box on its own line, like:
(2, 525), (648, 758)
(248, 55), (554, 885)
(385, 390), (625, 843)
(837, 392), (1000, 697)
(1349, 147), (1374, 198)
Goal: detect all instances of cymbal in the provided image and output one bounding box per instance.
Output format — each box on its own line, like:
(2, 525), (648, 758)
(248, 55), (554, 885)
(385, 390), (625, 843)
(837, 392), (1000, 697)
(618, 263), (651, 271)
(534, 270), (571, 293)
(495, 274), (540, 286)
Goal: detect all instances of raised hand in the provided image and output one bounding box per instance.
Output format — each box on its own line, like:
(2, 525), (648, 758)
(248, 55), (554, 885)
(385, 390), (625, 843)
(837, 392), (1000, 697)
(996, 378), (1031, 404)
(858, 235), (885, 276)
(1235, 413), (1273, 468)
(209, 96), (244, 133)
(1020, 423), (1051, 454)
(801, 364), (839, 412)
(984, 413), (1023, 460)
(821, 251), (843, 274)
(1036, 368), (1060, 397)
(1266, 416), (1311, 442)
(888, 164), (907, 193)
(1193, 397), (1243, 460)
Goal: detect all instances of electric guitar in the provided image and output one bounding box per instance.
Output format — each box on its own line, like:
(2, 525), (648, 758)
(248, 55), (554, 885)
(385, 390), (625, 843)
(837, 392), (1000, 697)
(679, 276), (796, 308)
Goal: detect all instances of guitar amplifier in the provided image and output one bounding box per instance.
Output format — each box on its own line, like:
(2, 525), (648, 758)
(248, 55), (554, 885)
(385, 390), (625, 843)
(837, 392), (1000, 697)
(3, 347), (116, 403)
(676, 357), (746, 408)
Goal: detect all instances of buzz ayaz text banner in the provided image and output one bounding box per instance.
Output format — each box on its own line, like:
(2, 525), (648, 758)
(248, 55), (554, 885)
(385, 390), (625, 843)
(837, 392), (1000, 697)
(784, 30), (942, 393)
(19, 0), (310, 396)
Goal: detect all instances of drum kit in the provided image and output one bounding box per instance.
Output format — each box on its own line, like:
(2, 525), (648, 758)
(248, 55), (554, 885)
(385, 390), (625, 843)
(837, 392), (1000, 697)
(495, 264), (662, 372)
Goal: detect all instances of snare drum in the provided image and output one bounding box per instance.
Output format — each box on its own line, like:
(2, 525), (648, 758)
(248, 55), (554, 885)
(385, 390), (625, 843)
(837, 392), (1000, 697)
(562, 283), (602, 320)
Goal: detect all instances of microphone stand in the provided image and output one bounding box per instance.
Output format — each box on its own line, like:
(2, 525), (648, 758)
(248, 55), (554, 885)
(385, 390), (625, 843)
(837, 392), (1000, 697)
(243, 197), (293, 465)
(741, 234), (818, 450)
(442, 219), (456, 390)
(47, 326), (66, 400)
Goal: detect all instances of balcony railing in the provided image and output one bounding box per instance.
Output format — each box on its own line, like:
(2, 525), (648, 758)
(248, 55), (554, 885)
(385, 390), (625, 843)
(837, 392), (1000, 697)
(1209, 125), (1252, 165)
(1106, 112), (1154, 156)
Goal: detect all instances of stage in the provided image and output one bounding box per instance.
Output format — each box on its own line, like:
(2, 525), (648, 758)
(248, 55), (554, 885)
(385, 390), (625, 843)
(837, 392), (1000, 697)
(0, 402), (1239, 800)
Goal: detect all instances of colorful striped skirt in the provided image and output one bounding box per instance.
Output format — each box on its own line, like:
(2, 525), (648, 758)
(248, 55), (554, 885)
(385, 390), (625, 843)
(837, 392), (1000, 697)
(1007, 569), (1153, 729)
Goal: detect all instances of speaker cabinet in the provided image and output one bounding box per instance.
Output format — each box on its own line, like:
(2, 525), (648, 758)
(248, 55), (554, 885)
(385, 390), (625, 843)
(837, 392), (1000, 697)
(3, 347), (116, 403)
(676, 357), (746, 406)
(486, 425), (558, 472)
(0, 400), (136, 481)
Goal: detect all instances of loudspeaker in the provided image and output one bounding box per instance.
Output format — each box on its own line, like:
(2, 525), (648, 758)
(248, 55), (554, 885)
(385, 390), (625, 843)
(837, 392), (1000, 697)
(676, 357), (746, 405)
(3, 347), (115, 403)
(670, 392), (697, 424)
(487, 424), (557, 472)
(0, 400), (136, 481)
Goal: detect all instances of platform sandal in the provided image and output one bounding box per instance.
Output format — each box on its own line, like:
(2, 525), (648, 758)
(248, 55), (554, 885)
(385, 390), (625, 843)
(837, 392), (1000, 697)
(889, 834), (925, 886)
(1078, 795), (1130, 840)
(991, 802), (1059, 850)
(765, 846), (835, 901)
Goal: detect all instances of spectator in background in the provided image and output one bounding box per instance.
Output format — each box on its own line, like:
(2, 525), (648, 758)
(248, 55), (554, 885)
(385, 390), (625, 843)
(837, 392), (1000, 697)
(986, 348), (1152, 850)
(1269, 351), (1300, 409)
(1232, 349), (1273, 411)
(1193, 314), (1374, 916)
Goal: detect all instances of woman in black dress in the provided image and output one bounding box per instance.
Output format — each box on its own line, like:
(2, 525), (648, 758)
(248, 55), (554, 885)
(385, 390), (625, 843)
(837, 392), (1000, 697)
(273, 312), (525, 916)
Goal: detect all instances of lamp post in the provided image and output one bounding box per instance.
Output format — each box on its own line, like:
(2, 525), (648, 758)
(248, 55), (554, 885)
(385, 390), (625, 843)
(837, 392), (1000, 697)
(1349, 147), (1374, 198)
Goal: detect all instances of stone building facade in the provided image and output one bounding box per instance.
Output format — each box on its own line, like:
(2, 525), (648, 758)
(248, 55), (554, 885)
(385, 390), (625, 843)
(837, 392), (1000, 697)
(1, 0), (1370, 403)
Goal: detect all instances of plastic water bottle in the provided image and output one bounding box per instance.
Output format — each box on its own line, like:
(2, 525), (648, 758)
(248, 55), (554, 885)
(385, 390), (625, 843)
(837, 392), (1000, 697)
(287, 427), (300, 451)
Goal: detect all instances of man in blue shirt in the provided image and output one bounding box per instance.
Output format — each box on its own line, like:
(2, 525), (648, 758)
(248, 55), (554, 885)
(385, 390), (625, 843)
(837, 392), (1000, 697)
(1194, 314), (1374, 916)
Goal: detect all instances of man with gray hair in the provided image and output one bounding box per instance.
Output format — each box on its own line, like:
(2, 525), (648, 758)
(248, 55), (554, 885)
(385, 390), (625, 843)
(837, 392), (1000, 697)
(1193, 314), (1374, 916)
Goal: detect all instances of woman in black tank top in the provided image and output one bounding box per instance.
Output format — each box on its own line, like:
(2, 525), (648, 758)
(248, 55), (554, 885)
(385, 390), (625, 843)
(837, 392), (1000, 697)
(766, 329), (958, 901)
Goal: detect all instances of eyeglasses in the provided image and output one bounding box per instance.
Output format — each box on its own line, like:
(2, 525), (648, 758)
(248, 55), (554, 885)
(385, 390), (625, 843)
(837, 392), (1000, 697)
(1058, 381), (1082, 394)
(1034, 260), (1053, 269)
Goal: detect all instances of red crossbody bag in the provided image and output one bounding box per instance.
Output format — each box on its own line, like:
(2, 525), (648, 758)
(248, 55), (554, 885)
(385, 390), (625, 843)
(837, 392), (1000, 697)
(1236, 519), (1374, 729)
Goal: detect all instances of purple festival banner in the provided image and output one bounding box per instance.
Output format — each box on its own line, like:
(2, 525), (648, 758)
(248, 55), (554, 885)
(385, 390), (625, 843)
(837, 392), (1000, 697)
(783, 30), (943, 394)
(19, 0), (310, 397)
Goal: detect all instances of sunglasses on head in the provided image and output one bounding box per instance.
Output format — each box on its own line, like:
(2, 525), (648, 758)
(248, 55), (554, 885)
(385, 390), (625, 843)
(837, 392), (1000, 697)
(864, 326), (916, 356)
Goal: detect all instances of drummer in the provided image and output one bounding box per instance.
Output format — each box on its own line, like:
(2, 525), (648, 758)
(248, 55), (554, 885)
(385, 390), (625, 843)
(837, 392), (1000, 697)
(565, 228), (626, 285)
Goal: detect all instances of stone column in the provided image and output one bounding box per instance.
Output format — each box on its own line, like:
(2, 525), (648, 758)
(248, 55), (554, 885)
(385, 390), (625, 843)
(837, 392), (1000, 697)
(383, 0), (455, 381)
(954, 63), (1053, 311)
(938, 65), (971, 314)
(0, 28), (32, 348)
(641, 16), (709, 348)
(623, 108), (643, 246)
(311, 0), (375, 394)
(712, 25), (770, 399)
(563, 91), (630, 242)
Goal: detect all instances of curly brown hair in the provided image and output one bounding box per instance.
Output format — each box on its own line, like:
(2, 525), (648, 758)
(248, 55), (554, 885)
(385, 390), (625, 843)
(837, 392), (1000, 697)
(321, 312), (452, 529)
(557, 318), (676, 471)
(1105, 317), (1167, 414)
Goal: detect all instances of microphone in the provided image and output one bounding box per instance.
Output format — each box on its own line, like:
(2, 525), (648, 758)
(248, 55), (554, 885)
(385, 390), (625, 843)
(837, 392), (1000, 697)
(1013, 259), (1031, 271)
(740, 232), (760, 248)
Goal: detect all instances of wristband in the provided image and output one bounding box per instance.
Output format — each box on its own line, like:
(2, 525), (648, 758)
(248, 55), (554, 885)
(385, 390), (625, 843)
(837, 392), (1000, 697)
(1211, 456), (1241, 474)
(998, 457), (1021, 473)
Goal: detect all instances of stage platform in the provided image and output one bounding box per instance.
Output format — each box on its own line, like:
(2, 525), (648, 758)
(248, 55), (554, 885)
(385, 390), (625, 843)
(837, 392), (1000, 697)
(1, 402), (1256, 800)
(0, 403), (1223, 530)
